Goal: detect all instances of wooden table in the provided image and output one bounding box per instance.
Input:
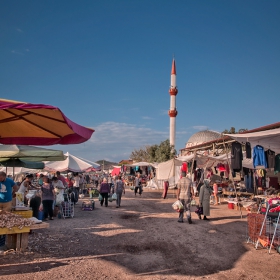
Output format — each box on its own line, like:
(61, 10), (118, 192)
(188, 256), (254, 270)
(2, 222), (49, 252)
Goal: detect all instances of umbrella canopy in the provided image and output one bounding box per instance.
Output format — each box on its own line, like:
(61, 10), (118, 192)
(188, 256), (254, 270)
(0, 158), (44, 169)
(0, 99), (94, 145)
(44, 152), (96, 172)
(0, 145), (66, 161)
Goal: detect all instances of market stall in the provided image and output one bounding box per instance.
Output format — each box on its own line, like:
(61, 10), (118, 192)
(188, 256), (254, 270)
(0, 211), (49, 252)
(224, 128), (280, 252)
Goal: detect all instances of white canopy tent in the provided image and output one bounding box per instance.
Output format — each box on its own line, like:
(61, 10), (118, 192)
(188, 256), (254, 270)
(44, 152), (96, 172)
(128, 161), (156, 167)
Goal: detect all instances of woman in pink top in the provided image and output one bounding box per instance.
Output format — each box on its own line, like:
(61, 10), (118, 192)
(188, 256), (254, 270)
(213, 183), (219, 205)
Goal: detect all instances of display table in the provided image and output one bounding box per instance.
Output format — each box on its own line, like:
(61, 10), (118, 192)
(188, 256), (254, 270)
(223, 190), (254, 198)
(2, 222), (49, 252)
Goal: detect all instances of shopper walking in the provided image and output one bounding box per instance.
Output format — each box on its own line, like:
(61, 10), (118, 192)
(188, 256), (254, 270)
(115, 176), (125, 208)
(176, 172), (193, 224)
(99, 178), (110, 207)
(162, 180), (169, 199)
(213, 183), (219, 205)
(199, 179), (212, 220)
(134, 173), (142, 196)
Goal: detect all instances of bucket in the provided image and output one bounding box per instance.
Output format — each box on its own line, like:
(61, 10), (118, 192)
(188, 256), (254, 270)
(228, 202), (234, 209)
(38, 211), (44, 220)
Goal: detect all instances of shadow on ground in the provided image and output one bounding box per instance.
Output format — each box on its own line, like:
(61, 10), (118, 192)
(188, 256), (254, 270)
(0, 190), (249, 278)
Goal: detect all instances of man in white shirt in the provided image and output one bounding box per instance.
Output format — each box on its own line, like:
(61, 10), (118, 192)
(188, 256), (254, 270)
(52, 177), (65, 204)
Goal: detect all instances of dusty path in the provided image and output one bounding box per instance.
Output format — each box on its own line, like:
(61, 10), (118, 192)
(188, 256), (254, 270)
(0, 188), (280, 279)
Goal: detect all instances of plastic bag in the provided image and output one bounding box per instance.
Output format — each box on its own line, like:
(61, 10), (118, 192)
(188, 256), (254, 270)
(172, 200), (184, 212)
(98, 194), (103, 201)
(112, 193), (117, 200)
(190, 199), (196, 206)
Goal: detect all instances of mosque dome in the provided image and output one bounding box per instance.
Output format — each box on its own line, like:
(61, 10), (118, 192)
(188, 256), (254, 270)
(186, 130), (221, 148)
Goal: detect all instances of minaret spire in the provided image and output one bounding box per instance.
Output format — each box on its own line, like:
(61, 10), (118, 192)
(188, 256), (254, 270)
(168, 58), (178, 151)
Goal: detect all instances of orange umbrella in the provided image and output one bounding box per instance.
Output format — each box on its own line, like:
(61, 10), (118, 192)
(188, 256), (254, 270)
(0, 99), (94, 145)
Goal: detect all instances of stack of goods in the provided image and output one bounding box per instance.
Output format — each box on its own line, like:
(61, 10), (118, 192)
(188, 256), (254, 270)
(0, 211), (35, 230)
(81, 200), (95, 211)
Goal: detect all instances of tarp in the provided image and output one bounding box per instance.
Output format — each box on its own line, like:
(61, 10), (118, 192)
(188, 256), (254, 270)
(111, 167), (121, 176)
(225, 128), (280, 154)
(44, 152), (94, 172)
(156, 159), (182, 180)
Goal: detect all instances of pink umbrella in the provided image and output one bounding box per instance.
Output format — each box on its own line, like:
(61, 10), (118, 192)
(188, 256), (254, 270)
(0, 99), (94, 145)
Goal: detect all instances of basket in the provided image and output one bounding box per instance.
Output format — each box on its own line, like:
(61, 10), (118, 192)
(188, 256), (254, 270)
(13, 210), (33, 218)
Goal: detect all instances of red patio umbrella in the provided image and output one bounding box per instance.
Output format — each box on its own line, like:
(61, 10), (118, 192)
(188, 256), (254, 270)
(0, 99), (94, 145)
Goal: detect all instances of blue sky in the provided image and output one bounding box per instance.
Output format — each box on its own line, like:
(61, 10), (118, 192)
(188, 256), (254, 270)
(1, 0), (280, 162)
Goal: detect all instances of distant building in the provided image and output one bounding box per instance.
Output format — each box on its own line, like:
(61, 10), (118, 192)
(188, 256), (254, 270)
(186, 130), (221, 148)
(118, 159), (133, 165)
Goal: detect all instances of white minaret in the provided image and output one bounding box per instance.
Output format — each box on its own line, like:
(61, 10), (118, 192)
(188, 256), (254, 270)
(168, 59), (178, 150)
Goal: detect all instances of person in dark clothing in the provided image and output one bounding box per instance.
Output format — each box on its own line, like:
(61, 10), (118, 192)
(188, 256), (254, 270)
(41, 176), (55, 221)
(30, 191), (41, 219)
(134, 173), (142, 196)
(99, 178), (111, 207)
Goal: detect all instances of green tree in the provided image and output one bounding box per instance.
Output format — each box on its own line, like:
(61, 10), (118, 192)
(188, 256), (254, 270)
(130, 146), (150, 162)
(154, 139), (176, 162)
(222, 127), (248, 134)
(130, 139), (176, 163)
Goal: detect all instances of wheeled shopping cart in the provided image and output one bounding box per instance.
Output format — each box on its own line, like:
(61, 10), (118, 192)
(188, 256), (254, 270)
(60, 194), (74, 218)
(252, 200), (280, 254)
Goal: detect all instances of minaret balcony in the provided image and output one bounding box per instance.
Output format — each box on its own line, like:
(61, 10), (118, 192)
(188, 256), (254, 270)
(168, 109), (178, 117)
(169, 87), (178, 96)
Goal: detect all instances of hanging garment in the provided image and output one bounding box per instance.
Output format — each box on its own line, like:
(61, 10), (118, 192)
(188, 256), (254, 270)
(246, 142), (251, 158)
(188, 162), (192, 172)
(274, 154), (280, 174)
(197, 169), (202, 180)
(253, 145), (267, 168)
(217, 163), (226, 172)
(193, 170), (197, 182)
(231, 142), (243, 171)
(265, 149), (275, 169)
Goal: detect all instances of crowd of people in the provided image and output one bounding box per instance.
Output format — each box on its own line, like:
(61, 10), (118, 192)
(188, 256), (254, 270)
(0, 166), (221, 226)
(0, 170), (145, 221)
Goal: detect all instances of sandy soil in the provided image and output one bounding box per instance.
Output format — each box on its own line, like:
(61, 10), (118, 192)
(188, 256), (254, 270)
(0, 188), (280, 280)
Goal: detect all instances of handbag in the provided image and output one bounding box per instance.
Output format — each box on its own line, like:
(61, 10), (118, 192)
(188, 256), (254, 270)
(195, 206), (203, 215)
(112, 193), (117, 200)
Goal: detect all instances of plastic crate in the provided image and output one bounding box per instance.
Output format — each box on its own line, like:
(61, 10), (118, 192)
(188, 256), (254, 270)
(13, 210), (33, 218)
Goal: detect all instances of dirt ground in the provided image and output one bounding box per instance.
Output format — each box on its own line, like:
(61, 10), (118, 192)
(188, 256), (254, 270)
(0, 188), (280, 280)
